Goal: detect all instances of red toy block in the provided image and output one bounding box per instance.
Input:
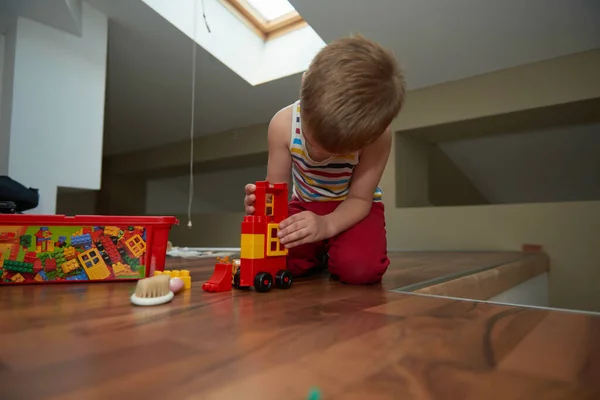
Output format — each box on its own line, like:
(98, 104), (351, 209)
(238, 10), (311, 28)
(202, 261), (233, 293)
(33, 259), (43, 274)
(23, 252), (37, 263)
(44, 259), (57, 272)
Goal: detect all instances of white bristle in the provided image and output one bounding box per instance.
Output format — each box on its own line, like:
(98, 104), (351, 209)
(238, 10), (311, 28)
(131, 275), (174, 306)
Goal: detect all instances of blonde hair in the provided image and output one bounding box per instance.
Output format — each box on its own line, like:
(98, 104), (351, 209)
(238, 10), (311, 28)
(300, 34), (405, 153)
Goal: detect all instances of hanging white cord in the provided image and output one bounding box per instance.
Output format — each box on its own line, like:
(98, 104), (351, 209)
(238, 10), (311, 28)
(187, 0), (199, 228)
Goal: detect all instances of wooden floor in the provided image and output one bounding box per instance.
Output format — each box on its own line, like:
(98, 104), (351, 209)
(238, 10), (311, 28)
(1, 252), (599, 399)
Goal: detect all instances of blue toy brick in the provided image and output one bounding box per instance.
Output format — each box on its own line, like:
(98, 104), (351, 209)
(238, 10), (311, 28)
(73, 271), (88, 280)
(70, 233), (93, 247)
(38, 271), (47, 281)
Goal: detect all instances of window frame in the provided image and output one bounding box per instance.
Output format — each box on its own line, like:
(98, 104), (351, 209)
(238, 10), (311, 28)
(220, 0), (307, 40)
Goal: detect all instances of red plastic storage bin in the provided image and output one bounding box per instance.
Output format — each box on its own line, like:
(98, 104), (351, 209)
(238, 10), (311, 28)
(0, 214), (178, 285)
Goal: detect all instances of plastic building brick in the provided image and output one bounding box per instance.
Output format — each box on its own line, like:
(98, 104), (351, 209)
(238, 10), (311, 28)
(178, 270), (192, 289)
(35, 227), (55, 253)
(23, 252), (37, 263)
(123, 234), (146, 258)
(33, 259), (44, 274)
(19, 234), (32, 249)
(202, 257), (232, 293)
(3, 260), (34, 274)
(55, 235), (67, 247)
(63, 246), (76, 260)
(90, 229), (103, 242)
(60, 259), (80, 274)
(65, 270), (88, 281)
(52, 249), (67, 267)
(0, 232), (16, 241)
(70, 233), (92, 248)
(77, 248), (111, 280)
(44, 259), (57, 273)
(104, 226), (120, 237)
(99, 235), (122, 264)
(33, 259), (43, 273)
(203, 181), (292, 294)
(155, 269), (192, 289)
(112, 262), (136, 277)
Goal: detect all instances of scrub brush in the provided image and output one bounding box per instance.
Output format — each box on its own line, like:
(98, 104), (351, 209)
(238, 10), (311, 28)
(130, 274), (174, 306)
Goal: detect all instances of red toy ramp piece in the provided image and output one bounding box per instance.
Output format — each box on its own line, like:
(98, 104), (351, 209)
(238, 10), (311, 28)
(202, 262), (233, 292)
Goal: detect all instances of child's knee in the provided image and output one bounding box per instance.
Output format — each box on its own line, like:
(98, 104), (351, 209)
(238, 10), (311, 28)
(329, 250), (389, 285)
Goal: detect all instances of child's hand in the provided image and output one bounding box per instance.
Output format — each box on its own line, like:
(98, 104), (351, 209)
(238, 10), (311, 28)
(278, 211), (332, 248)
(244, 184), (256, 215)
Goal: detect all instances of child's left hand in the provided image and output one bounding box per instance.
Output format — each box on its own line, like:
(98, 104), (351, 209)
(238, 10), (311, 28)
(278, 211), (331, 248)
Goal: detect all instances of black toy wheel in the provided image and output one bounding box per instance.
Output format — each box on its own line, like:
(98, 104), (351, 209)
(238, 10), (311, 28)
(254, 272), (273, 293)
(275, 270), (292, 289)
(233, 269), (241, 289)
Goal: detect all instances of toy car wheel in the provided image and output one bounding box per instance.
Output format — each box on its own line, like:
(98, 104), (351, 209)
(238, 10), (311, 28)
(254, 272), (273, 293)
(275, 270), (292, 289)
(233, 269), (241, 289)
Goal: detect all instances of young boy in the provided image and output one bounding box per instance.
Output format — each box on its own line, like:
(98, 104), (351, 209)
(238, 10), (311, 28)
(244, 34), (405, 285)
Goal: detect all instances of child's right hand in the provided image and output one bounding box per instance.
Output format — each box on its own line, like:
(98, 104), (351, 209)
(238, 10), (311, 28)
(244, 184), (256, 215)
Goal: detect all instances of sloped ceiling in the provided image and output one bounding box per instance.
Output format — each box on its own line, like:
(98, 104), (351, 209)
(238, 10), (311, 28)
(0, 0), (82, 36)
(291, 0), (600, 89)
(58, 0), (600, 154)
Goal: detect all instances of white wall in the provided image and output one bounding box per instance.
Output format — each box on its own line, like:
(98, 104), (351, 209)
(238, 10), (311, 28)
(6, 3), (107, 213)
(0, 34), (4, 116)
(146, 165), (267, 214)
(487, 272), (549, 307)
(0, 21), (16, 177)
(439, 123), (600, 204)
(0, 33), (5, 174)
(257, 24), (325, 85)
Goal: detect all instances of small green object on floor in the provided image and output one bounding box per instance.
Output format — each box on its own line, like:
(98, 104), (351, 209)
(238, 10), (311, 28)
(307, 387), (321, 400)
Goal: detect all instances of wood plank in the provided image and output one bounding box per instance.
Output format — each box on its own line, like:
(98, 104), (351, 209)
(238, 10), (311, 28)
(413, 253), (549, 299)
(1, 251), (598, 399)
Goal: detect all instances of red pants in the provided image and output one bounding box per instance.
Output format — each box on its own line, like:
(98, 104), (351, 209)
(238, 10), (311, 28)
(287, 199), (389, 285)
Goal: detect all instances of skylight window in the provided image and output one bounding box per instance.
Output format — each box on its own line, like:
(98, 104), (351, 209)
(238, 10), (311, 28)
(245, 0), (295, 21)
(140, 0), (325, 86)
(221, 0), (306, 40)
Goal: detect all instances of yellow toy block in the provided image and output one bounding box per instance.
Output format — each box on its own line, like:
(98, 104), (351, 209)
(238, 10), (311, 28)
(78, 248), (110, 280)
(104, 226), (121, 236)
(240, 233), (264, 260)
(61, 259), (80, 274)
(180, 270), (191, 289)
(63, 247), (76, 259)
(124, 234), (146, 258)
(11, 273), (25, 283)
(154, 269), (191, 289)
(112, 262), (135, 277)
(266, 223), (287, 256)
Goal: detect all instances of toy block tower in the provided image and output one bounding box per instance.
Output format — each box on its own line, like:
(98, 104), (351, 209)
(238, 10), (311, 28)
(238, 181), (290, 291)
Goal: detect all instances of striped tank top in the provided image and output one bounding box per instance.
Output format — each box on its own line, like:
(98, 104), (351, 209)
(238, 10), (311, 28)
(290, 100), (383, 202)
